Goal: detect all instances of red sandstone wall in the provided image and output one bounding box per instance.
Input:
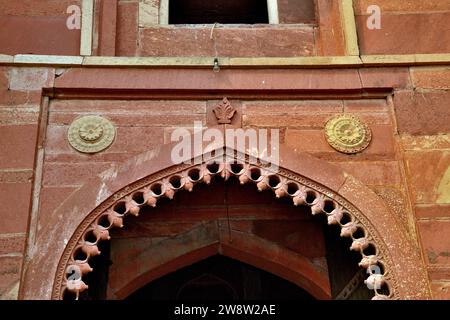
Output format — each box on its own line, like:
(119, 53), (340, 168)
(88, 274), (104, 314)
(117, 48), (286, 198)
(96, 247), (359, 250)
(354, 0), (450, 54)
(0, 67), (55, 298)
(0, 0), (449, 301)
(0, 66), (449, 299)
(0, 0), (81, 55)
(397, 67), (450, 299)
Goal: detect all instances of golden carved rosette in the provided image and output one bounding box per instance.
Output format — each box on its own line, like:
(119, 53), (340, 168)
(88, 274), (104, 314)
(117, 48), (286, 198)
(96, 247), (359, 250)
(325, 114), (372, 154)
(68, 115), (116, 153)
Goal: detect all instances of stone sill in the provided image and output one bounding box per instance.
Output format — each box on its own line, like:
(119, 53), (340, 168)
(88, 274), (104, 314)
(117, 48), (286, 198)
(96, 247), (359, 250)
(1, 54), (450, 68)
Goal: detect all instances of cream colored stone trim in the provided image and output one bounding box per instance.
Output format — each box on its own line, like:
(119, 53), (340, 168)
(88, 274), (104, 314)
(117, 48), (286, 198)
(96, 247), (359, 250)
(14, 55), (83, 65)
(362, 54), (450, 65)
(341, 0), (360, 56)
(160, 0), (169, 25)
(0, 55), (13, 63)
(267, 0), (279, 24)
(1, 54), (450, 68)
(80, 0), (94, 56)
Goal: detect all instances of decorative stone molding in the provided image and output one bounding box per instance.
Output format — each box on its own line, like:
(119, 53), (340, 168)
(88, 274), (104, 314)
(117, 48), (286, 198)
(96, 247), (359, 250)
(213, 98), (236, 124)
(68, 115), (116, 153)
(53, 151), (394, 301)
(325, 114), (372, 154)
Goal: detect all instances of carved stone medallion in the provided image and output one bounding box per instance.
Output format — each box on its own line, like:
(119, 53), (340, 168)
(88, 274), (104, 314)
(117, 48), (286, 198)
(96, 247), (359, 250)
(325, 114), (372, 154)
(68, 115), (116, 153)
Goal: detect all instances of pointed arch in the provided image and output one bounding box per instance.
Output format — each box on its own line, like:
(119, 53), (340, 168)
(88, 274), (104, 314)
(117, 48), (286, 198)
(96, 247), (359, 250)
(19, 126), (430, 300)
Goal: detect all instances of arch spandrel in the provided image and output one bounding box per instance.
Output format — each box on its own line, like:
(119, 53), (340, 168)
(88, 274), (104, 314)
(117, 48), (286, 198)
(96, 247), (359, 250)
(19, 128), (431, 300)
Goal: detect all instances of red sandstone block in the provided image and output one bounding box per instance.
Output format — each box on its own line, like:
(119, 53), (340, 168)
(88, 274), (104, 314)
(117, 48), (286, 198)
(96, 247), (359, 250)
(0, 182), (32, 233)
(353, 0), (450, 15)
(139, 26), (315, 57)
(405, 150), (450, 204)
(114, 222), (199, 239)
(116, 1), (138, 56)
(400, 135), (450, 151)
(278, 0), (316, 24)
(394, 90), (450, 135)
(0, 234), (25, 255)
(343, 99), (389, 113)
(0, 67), (8, 89)
(0, 90), (31, 106)
(0, 125), (38, 169)
(417, 220), (450, 266)
(0, 106), (40, 125)
(0, 16), (80, 55)
(411, 67), (450, 89)
(0, 256), (22, 296)
(98, 0), (118, 56)
(431, 281), (450, 299)
(359, 68), (412, 89)
(332, 161), (401, 186)
(37, 186), (79, 227)
(54, 68), (362, 91)
(244, 112), (391, 128)
(315, 0), (346, 56)
(42, 162), (115, 186)
(285, 129), (334, 153)
(243, 100), (343, 115)
(428, 268), (450, 281)
(48, 112), (204, 127)
(415, 205), (450, 219)
(50, 99), (206, 114)
(8, 68), (54, 91)
(252, 220), (326, 258)
(356, 13), (450, 55)
(0, 0), (82, 16)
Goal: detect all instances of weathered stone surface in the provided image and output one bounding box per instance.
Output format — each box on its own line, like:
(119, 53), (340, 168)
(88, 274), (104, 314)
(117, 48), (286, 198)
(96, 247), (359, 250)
(431, 281), (450, 299)
(0, 125), (38, 169)
(356, 13), (450, 54)
(139, 26), (315, 57)
(0, 257), (22, 298)
(139, 0), (159, 27)
(354, 0), (450, 15)
(405, 151), (450, 204)
(415, 204), (450, 219)
(417, 220), (450, 266)
(9, 68), (52, 91)
(0, 16), (80, 55)
(278, 0), (316, 24)
(411, 67), (450, 89)
(0, 182), (31, 233)
(394, 90), (450, 135)
(116, 1), (138, 56)
(0, 0), (82, 16)
(0, 234), (25, 255)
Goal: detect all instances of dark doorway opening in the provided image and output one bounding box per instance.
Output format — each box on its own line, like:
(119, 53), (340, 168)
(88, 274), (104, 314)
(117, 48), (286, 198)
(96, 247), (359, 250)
(126, 255), (315, 300)
(169, 0), (269, 24)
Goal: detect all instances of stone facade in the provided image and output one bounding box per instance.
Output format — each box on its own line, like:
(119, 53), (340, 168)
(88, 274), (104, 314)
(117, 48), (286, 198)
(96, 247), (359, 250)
(0, 0), (449, 300)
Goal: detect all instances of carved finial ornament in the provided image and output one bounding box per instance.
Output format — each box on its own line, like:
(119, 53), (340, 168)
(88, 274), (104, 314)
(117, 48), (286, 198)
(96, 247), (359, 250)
(68, 115), (116, 153)
(213, 98), (236, 124)
(325, 114), (372, 154)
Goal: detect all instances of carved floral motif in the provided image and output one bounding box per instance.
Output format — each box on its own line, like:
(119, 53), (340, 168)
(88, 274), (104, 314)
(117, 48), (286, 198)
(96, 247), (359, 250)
(325, 114), (372, 154)
(68, 115), (116, 153)
(213, 98), (236, 124)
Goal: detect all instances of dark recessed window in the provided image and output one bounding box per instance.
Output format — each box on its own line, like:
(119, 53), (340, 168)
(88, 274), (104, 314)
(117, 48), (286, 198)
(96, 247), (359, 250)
(169, 0), (269, 24)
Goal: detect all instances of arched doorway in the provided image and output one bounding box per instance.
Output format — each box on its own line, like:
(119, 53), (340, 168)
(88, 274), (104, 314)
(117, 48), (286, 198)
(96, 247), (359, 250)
(127, 255), (316, 301)
(76, 175), (373, 300)
(18, 133), (430, 300)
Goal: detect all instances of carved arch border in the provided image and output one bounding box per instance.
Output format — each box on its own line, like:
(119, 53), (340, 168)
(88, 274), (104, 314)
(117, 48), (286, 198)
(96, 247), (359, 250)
(46, 141), (429, 300)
